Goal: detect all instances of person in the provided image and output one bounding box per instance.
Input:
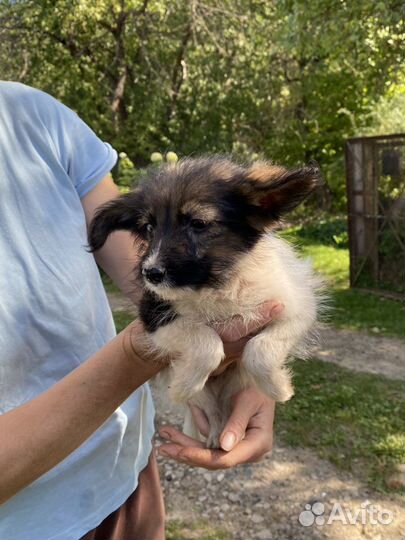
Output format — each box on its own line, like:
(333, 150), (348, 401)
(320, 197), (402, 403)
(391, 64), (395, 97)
(0, 81), (279, 540)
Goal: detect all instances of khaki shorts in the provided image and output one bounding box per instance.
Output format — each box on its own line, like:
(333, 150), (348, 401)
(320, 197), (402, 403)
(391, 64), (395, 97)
(81, 450), (165, 540)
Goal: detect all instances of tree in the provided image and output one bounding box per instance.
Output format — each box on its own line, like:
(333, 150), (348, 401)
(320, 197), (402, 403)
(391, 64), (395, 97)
(1, 0), (404, 208)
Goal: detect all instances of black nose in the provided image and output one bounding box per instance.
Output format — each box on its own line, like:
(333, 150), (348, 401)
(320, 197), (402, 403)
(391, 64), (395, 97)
(143, 267), (166, 284)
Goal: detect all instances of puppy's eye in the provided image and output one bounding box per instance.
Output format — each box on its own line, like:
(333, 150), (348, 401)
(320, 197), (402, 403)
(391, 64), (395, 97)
(190, 219), (208, 231)
(141, 223), (154, 236)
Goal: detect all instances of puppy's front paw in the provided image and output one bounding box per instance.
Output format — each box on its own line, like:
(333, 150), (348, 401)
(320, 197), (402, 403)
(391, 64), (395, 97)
(169, 371), (209, 403)
(169, 334), (225, 403)
(257, 369), (294, 402)
(242, 337), (295, 402)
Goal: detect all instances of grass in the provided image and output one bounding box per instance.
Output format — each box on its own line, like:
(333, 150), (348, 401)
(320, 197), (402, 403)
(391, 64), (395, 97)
(102, 272), (121, 294)
(166, 520), (230, 540)
(112, 310), (134, 333)
(280, 219), (405, 338)
(276, 358), (405, 492)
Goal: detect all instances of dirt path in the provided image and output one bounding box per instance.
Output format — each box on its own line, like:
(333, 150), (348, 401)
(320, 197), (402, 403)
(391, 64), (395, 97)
(314, 327), (405, 381)
(154, 397), (405, 540)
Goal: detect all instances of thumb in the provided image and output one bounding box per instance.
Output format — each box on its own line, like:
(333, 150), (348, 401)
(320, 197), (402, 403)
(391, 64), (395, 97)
(219, 390), (261, 452)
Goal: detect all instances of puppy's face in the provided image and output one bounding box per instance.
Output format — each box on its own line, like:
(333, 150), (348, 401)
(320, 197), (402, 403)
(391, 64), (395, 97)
(89, 157), (322, 294)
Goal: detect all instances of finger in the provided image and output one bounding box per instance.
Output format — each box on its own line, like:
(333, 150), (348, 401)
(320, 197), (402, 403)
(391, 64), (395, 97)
(158, 425), (205, 448)
(219, 390), (265, 451)
(189, 405), (210, 437)
(238, 301), (284, 338)
(215, 301), (284, 342)
(172, 430), (269, 469)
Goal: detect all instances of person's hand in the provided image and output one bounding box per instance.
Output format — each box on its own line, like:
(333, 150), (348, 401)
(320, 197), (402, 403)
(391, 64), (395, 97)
(158, 387), (275, 469)
(210, 300), (283, 375)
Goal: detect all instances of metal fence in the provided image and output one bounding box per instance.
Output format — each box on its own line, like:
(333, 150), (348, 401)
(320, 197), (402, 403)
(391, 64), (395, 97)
(345, 134), (405, 296)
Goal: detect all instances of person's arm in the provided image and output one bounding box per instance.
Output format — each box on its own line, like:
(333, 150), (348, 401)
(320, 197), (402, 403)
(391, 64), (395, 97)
(0, 322), (160, 505)
(81, 174), (142, 303)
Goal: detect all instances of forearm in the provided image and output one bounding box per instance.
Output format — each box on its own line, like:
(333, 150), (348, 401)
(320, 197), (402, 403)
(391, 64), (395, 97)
(0, 323), (160, 505)
(95, 229), (142, 304)
(81, 175), (142, 304)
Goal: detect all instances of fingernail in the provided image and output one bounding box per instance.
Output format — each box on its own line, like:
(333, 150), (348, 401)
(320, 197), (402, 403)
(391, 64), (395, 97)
(221, 432), (236, 451)
(159, 430), (171, 440)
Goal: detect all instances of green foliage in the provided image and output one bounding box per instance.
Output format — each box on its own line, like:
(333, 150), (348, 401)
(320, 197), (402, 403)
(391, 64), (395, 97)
(360, 78), (405, 136)
(1, 0), (404, 212)
(276, 358), (405, 492)
(114, 149), (179, 188)
(284, 217), (349, 249)
(331, 289), (405, 337)
(101, 272), (121, 294)
(115, 152), (139, 189)
(112, 310), (133, 333)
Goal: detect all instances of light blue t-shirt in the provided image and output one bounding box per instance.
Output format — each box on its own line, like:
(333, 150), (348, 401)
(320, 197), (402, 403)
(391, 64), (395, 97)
(0, 82), (155, 540)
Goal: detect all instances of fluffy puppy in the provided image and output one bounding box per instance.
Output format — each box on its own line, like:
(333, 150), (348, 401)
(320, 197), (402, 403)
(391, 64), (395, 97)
(89, 156), (324, 447)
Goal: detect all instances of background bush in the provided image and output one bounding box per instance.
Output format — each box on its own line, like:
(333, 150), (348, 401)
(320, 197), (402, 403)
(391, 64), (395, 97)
(1, 0), (404, 212)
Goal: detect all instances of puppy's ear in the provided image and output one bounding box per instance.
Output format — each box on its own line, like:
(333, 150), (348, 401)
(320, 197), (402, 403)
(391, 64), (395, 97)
(242, 161), (323, 223)
(88, 194), (139, 252)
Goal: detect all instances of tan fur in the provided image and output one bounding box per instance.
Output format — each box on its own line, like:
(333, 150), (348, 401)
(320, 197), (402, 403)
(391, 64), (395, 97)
(247, 161), (286, 183)
(180, 201), (220, 221)
(209, 161), (239, 180)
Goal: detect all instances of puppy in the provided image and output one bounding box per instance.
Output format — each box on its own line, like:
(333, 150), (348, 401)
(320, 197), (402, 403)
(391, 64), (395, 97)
(89, 156), (324, 448)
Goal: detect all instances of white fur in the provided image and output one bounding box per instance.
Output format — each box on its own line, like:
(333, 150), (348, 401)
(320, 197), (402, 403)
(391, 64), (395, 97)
(150, 232), (324, 447)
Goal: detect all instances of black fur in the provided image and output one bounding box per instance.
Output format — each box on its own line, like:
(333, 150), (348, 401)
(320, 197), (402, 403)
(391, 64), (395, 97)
(139, 290), (178, 332)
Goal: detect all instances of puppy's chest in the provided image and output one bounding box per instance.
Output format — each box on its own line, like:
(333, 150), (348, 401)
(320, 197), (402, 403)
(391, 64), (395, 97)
(173, 283), (270, 323)
(172, 254), (282, 323)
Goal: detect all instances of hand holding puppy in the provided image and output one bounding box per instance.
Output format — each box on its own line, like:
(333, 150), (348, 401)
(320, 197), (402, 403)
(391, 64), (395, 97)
(158, 388), (275, 469)
(212, 299), (284, 375)
(157, 300), (282, 469)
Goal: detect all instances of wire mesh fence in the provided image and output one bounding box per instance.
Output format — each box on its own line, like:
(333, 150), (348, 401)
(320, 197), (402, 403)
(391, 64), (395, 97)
(345, 134), (405, 296)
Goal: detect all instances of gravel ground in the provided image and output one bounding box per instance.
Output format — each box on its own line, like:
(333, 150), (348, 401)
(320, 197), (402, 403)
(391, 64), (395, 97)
(154, 391), (405, 540)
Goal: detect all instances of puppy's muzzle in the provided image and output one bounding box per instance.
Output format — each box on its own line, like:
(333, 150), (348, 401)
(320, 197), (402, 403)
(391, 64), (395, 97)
(142, 266), (166, 285)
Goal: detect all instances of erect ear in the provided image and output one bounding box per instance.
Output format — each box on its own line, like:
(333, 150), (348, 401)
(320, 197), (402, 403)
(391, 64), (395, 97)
(88, 193), (141, 252)
(242, 161), (323, 222)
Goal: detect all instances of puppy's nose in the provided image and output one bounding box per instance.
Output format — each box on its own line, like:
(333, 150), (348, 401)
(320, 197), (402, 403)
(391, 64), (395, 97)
(143, 267), (166, 284)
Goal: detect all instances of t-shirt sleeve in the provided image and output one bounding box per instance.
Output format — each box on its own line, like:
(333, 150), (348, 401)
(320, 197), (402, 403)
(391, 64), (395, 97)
(41, 94), (118, 198)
